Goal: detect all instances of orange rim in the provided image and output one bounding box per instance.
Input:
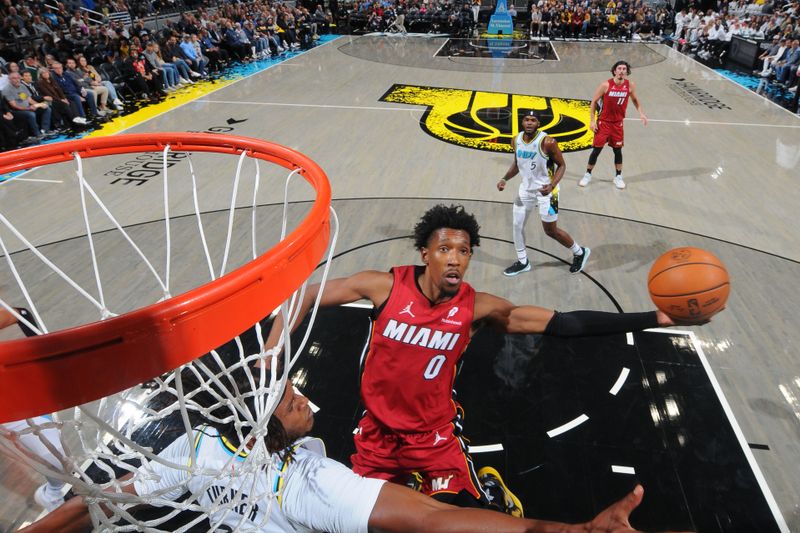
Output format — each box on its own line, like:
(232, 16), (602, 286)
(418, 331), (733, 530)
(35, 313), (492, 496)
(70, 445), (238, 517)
(0, 133), (331, 422)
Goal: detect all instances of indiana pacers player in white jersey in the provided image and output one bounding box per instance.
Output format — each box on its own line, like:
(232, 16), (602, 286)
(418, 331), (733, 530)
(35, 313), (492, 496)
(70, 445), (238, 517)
(497, 111), (589, 276)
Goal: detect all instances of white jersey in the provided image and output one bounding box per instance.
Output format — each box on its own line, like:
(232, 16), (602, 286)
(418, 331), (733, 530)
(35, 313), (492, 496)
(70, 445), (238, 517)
(514, 130), (552, 194)
(134, 427), (385, 532)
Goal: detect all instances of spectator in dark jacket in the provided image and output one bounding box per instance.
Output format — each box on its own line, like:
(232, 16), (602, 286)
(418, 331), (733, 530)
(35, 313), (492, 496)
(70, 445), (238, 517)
(50, 62), (90, 119)
(36, 67), (87, 127)
(224, 21), (253, 61)
(198, 28), (228, 71)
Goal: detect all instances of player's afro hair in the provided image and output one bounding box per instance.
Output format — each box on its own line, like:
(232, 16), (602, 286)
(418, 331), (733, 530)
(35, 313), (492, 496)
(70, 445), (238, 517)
(413, 204), (481, 250)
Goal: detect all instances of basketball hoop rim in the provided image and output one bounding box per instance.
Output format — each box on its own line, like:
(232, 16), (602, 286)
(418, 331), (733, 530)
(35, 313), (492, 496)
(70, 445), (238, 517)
(0, 133), (331, 423)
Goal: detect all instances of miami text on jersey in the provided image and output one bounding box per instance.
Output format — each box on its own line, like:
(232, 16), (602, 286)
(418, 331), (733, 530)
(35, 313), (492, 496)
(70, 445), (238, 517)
(382, 319), (461, 351)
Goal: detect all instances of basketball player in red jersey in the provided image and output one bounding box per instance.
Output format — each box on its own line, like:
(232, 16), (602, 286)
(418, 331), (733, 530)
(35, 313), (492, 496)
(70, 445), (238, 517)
(579, 60), (647, 190)
(264, 204), (712, 515)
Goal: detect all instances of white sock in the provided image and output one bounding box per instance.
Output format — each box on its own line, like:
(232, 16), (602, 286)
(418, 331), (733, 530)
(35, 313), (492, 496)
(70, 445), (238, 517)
(570, 243), (582, 255)
(516, 252), (528, 263)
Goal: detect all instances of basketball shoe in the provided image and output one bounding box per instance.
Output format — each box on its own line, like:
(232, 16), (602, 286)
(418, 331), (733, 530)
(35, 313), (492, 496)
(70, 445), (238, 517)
(478, 466), (524, 518)
(614, 174), (626, 189)
(503, 259), (531, 277)
(578, 172), (592, 187)
(570, 247), (591, 273)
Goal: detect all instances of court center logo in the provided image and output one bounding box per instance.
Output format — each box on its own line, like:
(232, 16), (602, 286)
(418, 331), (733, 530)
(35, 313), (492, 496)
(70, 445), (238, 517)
(380, 84), (593, 153)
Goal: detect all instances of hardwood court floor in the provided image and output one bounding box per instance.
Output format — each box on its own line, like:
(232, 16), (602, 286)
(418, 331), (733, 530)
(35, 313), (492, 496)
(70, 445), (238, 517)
(0, 37), (798, 531)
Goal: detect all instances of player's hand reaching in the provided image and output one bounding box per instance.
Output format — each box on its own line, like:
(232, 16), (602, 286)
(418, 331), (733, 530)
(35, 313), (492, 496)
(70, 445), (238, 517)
(580, 485), (694, 533)
(655, 309), (722, 327)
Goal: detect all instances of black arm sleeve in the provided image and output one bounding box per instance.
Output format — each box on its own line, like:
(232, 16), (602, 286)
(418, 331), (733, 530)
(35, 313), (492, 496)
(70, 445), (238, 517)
(543, 310), (659, 337)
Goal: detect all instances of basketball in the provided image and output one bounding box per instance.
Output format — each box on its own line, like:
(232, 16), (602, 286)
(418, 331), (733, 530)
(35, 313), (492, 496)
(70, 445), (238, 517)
(648, 247), (730, 321)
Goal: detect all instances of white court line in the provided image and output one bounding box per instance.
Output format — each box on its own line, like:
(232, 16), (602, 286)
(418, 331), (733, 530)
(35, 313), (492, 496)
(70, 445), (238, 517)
(546, 414), (589, 438)
(3, 177), (63, 184)
(198, 100), (415, 112)
(468, 443), (504, 453)
(609, 367), (630, 396)
(201, 99), (798, 128)
(687, 330), (790, 532)
(624, 117), (800, 128)
(432, 37), (448, 58)
(611, 465), (636, 475)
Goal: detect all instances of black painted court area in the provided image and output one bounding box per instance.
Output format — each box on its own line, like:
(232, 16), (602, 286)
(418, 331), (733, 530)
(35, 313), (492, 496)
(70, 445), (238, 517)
(435, 38), (558, 60)
(293, 306), (781, 532)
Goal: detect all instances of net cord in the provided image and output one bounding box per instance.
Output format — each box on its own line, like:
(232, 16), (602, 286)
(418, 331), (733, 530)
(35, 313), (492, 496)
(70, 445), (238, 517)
(0, 143), (337, 532)
(75, 152), (109, 317)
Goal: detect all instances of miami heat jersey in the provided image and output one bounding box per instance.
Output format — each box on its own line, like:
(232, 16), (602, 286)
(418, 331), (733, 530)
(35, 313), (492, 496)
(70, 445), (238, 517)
(600, 78), (630, 122)
(361, 265), (475, 432)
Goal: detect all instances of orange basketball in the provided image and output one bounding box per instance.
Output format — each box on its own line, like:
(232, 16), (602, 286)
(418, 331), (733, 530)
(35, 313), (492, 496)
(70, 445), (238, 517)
(648, 247), (730, 321)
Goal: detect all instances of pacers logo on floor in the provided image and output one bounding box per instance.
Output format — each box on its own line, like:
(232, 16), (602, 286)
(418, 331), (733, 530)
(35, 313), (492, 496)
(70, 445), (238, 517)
(380, 84), (593, 153)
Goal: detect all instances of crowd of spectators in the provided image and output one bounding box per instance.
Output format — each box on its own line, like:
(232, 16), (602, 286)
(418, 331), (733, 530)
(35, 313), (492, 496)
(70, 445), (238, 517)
(0, 0), (333, 151)
(668, 0), (798, 104)
(336, 0), (673, 40)
(339, 0), (476, 36)
(527, 0), (672, 40)
(1, 0), (797, 151)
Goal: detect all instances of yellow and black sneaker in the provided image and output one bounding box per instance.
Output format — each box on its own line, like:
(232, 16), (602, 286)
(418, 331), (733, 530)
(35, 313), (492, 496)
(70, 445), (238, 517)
(477, 466), (524, 518)
(406, 471), (424, 492)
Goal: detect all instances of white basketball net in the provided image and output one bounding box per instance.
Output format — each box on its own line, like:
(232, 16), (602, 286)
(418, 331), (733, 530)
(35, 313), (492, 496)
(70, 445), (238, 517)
(0, 144), (339, 531)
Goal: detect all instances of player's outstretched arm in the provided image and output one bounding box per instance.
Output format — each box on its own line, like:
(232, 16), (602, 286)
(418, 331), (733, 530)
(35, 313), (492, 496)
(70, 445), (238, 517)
(19, 476), (138, 533)
(368, 482), (692, 533)
(474, 294), (712, 337)
(474, 292), (555, 334)
(18, 495), (92, 533)
(262, 270), (393, 353)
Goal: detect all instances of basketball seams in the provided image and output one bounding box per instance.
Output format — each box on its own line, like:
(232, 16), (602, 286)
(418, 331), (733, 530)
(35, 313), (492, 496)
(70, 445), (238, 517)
(649, 282), (730, 298)
(647, 262), (729, 283)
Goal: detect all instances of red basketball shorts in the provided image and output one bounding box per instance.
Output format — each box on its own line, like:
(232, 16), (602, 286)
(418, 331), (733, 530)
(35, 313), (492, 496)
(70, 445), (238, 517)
(593, 120), (624, 147)
(350, 413), (485, 500)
